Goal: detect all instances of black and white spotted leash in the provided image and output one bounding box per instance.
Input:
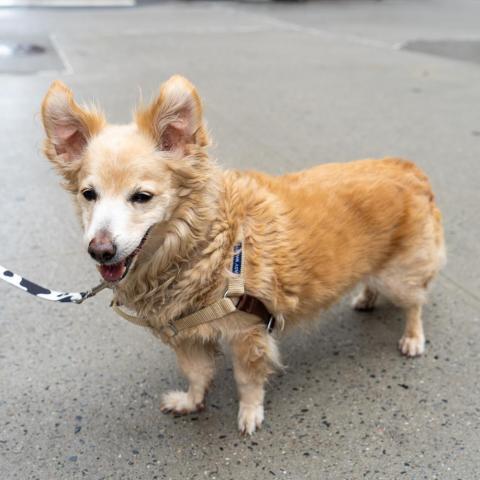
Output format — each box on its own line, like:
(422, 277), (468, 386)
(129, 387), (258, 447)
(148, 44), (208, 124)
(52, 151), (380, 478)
(0, 264), (109, 304)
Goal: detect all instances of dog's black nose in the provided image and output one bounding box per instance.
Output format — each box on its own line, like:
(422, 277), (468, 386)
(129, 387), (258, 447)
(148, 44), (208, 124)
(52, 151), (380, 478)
(88, 233), (116, 263)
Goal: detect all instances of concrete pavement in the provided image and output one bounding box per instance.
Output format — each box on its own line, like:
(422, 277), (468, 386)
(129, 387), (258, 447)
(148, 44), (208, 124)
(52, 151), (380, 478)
(1, 1), (480, 478)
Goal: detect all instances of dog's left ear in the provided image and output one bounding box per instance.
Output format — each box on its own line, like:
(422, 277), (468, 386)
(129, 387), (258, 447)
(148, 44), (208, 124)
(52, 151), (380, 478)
(136, 75), (209, 153)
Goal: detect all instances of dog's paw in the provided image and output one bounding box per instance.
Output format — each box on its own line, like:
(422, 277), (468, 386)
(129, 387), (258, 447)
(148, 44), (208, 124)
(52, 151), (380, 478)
(238, 403), (264, 435)
(398, 334), (425, 357)
(160, 391), (205, 415)
(352, 291), (377, 312)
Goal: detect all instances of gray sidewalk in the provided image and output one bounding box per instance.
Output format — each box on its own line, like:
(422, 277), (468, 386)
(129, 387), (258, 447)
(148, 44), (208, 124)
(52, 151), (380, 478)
(1, 1), (479, 478)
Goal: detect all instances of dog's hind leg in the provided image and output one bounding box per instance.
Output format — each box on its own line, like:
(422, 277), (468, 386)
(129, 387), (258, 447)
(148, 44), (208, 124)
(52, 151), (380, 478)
(372, 268), (431, 357)
(161, 340), (217, 415)
(352, 284), (378, 312)
(230, 326), (281, 435)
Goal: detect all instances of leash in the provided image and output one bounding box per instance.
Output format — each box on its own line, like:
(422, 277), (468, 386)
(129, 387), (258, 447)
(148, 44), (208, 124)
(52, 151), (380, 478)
(0, 264), (109, 304)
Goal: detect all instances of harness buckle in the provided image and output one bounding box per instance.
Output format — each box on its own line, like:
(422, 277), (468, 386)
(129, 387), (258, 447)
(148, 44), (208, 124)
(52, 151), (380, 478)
(163, 320), (178, 338)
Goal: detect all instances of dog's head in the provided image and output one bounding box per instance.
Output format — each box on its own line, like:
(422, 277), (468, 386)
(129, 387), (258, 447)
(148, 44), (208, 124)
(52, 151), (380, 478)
(41, 75), (209, 283)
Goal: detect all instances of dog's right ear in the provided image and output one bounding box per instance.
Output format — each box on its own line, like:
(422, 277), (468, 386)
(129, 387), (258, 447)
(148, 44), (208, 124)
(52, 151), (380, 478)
(41, 81), (105, 189)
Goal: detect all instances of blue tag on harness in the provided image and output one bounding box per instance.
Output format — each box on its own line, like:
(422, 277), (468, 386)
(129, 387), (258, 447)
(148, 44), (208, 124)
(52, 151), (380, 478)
(232, 242), (243, 275)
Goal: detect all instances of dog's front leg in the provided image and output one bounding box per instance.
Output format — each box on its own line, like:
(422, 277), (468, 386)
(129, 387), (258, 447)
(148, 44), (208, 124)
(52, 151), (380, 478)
(160, 340), (217, 415)
(230, 326), (280, 435)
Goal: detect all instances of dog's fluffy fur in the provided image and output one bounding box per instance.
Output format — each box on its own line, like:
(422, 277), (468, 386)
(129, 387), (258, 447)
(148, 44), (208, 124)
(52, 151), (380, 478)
(41, 75), (446, 434)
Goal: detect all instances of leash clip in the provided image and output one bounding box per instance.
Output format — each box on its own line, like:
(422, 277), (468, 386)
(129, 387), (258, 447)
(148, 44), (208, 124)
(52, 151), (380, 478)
(73, 281), (110, 304)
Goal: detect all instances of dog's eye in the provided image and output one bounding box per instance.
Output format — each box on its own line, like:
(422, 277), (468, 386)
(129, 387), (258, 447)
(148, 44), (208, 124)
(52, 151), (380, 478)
(82, 188), (97, 202)
(130, 192), (153, 204)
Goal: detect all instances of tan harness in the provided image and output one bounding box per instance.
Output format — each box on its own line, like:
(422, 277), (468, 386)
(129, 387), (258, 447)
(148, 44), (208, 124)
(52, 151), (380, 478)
(111, 238), (274, 338)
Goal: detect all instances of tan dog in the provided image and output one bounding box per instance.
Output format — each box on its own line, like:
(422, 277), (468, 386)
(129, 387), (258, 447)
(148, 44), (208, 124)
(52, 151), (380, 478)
(41, 75), (446, 434)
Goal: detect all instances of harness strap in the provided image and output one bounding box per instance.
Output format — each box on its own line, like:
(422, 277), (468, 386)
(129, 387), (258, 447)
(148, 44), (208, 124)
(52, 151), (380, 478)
(111, 301), (152, 327)
(111, 296), (238, 332)
(161, 297), (238, 338)
(224, 240), (245, 297)
(111, 230), (275, 337)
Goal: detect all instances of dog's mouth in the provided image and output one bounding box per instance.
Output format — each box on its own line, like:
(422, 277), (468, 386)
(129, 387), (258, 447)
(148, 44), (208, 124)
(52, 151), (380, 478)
(96, 229), (151, 284)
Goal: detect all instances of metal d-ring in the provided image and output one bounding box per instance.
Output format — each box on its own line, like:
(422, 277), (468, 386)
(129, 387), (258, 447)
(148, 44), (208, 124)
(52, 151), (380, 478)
(266, 316), (275, 333)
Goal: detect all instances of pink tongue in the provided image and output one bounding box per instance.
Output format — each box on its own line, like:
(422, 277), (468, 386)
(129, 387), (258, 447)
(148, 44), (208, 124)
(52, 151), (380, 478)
(99, 262), (126, 282)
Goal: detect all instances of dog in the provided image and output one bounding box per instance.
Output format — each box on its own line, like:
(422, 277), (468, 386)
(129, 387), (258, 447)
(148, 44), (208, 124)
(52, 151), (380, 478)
(41, 75), (446, 434)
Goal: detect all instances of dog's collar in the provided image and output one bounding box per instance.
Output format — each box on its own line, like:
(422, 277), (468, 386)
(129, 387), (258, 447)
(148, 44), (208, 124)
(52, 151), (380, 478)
(111, 230), (277, 337)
